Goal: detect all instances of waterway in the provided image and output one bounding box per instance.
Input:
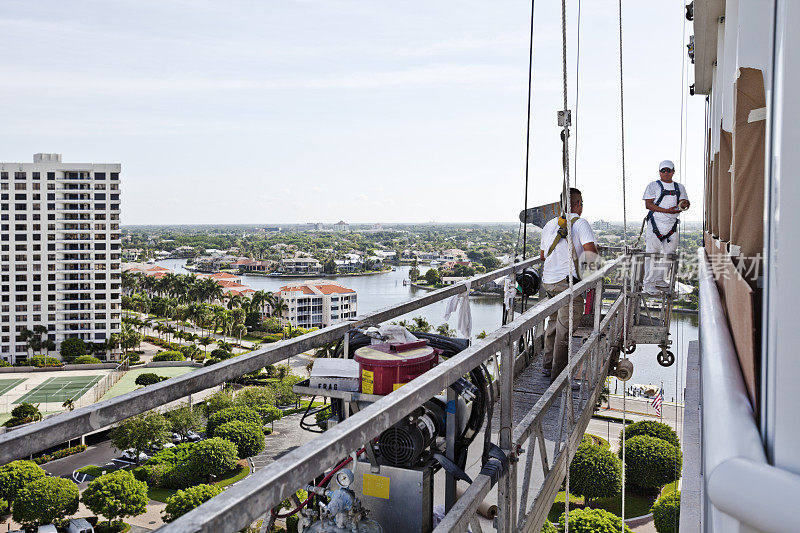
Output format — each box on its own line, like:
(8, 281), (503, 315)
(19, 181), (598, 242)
(156, 259), (696, 401)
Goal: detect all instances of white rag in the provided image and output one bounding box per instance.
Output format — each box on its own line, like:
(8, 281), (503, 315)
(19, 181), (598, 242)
(444, 280), (472, 338)
(503, 275), (517, 308)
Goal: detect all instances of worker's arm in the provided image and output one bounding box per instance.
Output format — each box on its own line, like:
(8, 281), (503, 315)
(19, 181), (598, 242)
(645, 199), (681, 214)
(580, 242), (600, 275)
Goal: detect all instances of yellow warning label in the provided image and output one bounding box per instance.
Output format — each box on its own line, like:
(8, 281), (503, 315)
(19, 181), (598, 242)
(361, 370), (374, 394)
(392, 382), (405, 391)
(362, 473), (390, 499)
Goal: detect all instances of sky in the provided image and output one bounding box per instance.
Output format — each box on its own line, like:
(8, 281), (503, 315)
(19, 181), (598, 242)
(0, 0), (704, 225)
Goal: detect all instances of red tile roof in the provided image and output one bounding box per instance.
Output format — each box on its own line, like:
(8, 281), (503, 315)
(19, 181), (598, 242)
(316, 284), (355, 294)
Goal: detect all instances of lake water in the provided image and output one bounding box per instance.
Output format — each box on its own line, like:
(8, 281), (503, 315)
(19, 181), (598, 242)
(156, 259), (696, 402)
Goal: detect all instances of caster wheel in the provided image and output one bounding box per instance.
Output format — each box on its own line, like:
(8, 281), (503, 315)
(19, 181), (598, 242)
(624, 343), (636, 355)
(616, 358), (634, 381)
(657, 350), (675, 367)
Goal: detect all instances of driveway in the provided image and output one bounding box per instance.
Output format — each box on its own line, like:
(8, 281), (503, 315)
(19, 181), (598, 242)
(42, 440), (122, 478)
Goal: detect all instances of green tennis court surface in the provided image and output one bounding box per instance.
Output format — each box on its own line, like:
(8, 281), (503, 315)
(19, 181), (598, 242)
(0, 378), (26, 396)
(14, 375), (102, 404)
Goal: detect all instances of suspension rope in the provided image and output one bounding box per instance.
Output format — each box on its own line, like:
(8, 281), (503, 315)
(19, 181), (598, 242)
(559, 0), (576, 530)
(674, 3), (689, 526)
(617, 0), (629, 529)
(573, 0), (582, 187)
(520, 0), (536, 260)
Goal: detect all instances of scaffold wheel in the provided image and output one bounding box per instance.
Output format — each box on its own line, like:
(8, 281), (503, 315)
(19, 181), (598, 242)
(657, 349), (675, 367)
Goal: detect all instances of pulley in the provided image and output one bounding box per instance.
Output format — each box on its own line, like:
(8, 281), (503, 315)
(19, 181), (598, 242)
(616, 358), (634, 381)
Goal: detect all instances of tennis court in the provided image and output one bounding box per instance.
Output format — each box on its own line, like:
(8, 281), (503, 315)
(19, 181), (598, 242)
(0, 378), (26, 396)
(14, 375), (102, 404)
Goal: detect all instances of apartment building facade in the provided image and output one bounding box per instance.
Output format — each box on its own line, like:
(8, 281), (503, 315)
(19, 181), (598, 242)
(278, 280), (357, 329)
(0, 154), (122, 363)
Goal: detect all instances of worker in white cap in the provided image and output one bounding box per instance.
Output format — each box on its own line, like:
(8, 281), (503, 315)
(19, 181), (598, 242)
(641, 160), (690, 294)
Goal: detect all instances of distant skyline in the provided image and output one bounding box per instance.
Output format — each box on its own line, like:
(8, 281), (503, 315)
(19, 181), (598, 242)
(1, 1), (703, 224)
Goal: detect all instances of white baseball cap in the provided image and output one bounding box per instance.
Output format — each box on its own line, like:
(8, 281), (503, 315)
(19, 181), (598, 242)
(659, 160), (675, 171)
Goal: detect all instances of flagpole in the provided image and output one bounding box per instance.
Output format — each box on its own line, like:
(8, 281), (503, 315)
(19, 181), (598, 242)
(660, 381), (664, 423)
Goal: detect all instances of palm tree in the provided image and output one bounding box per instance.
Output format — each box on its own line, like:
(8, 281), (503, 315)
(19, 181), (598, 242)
(272, 297), (289, 324)
(198, 336), (213, 354)
(233, 323), (247, 347)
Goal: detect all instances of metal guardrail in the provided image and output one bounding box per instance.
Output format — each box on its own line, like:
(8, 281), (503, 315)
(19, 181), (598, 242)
(694, 248), (800, 533)
(0, 254), (626, 533)
(435, 260), (626, 533)
(160, 256), (625, 533)
(0, 257), (536, 463)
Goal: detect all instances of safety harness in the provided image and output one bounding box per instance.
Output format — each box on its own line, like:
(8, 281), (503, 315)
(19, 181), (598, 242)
(646, 181), (681, 242)
(546, 215), (582, 280)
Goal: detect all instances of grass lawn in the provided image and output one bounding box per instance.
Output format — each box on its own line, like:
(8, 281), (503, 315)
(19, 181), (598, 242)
(547, 481), (680, 523)
(77, 465), (113, 477)
(213, 460), (250, 489)
(148, 486), (178, 503)
(101, 366), (198, 400)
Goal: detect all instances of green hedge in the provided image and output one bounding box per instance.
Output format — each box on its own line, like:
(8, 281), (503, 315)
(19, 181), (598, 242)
(206, 406), (262, 437)
(73, 355), (103, 365)
(652, 491), (680, 533)
(213, 421), (265, 459)
(619, 435), (682, 491)
(568, 443), (622, 505)
(16, 355), (62, 368)
(152, 351), (186, 362)
(557, 508), (633, 533)
(33, 444), (88, 465)
(163, 484), (222, 523)
(621, 420), (680, 448)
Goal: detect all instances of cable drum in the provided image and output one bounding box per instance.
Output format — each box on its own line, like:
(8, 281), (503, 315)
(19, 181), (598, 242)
(518, 268), (541, 296)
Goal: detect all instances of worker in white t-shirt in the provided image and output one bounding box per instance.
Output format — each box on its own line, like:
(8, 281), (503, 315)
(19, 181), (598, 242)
(539, 188), (598, 383)
(642, 160), (690, 294)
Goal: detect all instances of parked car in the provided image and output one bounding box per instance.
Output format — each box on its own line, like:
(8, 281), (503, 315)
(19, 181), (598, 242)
(186, 431), (202, 442)
(37, 525), (58, 533)
(172, 432), (183, 443)
(121, 449), (149, 462)
(67, 518), (95, 533)
(150, 441), (175, 451)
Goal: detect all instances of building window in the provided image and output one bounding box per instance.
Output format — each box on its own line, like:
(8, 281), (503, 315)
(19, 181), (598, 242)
(47, 172), (55, 180)
(14, 172), (25, 180)
(32, 172), (40, 179)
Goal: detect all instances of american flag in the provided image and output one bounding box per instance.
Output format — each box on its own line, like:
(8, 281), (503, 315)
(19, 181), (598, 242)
(651, 387), (664, 417)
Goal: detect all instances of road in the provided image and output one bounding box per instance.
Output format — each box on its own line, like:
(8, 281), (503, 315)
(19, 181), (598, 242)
(42, 440), (122, 478)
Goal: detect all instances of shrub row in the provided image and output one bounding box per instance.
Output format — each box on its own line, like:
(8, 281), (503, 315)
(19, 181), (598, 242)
(152, 350), (186, 362)
(15, 356), (62, 368)
(33, 445), (88, 465)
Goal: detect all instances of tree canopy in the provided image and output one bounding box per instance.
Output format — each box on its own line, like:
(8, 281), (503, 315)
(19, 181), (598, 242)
(0, 460), (46, 504)
(12, 477), (79, 529)
(82, 470), (148, 527)
(163, 484), (222, 523)
(110, 411), (170, 461)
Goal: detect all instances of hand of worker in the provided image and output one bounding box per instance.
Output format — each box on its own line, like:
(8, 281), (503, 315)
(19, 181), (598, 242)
(666, 206), (682, 214)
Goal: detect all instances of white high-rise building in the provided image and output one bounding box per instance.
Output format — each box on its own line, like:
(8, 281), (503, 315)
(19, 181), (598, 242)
(0, 154), (122, 363)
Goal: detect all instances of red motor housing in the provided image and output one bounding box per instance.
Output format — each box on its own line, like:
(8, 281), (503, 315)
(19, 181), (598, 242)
(354, 340), (440, 395)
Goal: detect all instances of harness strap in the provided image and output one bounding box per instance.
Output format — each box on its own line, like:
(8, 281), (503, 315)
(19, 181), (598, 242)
(546, 216), (582, 278)
(649, 181), (682, 242)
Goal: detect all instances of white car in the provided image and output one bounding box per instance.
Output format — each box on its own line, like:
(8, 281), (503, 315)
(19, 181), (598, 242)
(150, 441), (176, 451)
(37, 526), (59, 533)
(121, 449), (149, 462)
(67, 519), (95, 533)
(186, 431), (202, 442)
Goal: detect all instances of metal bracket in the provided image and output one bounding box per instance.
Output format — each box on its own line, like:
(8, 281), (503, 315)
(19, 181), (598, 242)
(363, 442), (380, 474)
(558, 110), (572, 127)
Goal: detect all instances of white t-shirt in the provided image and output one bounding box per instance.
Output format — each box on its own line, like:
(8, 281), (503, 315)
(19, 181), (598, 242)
(540, 213), (596, 284)
(642, 179), (689, 235)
